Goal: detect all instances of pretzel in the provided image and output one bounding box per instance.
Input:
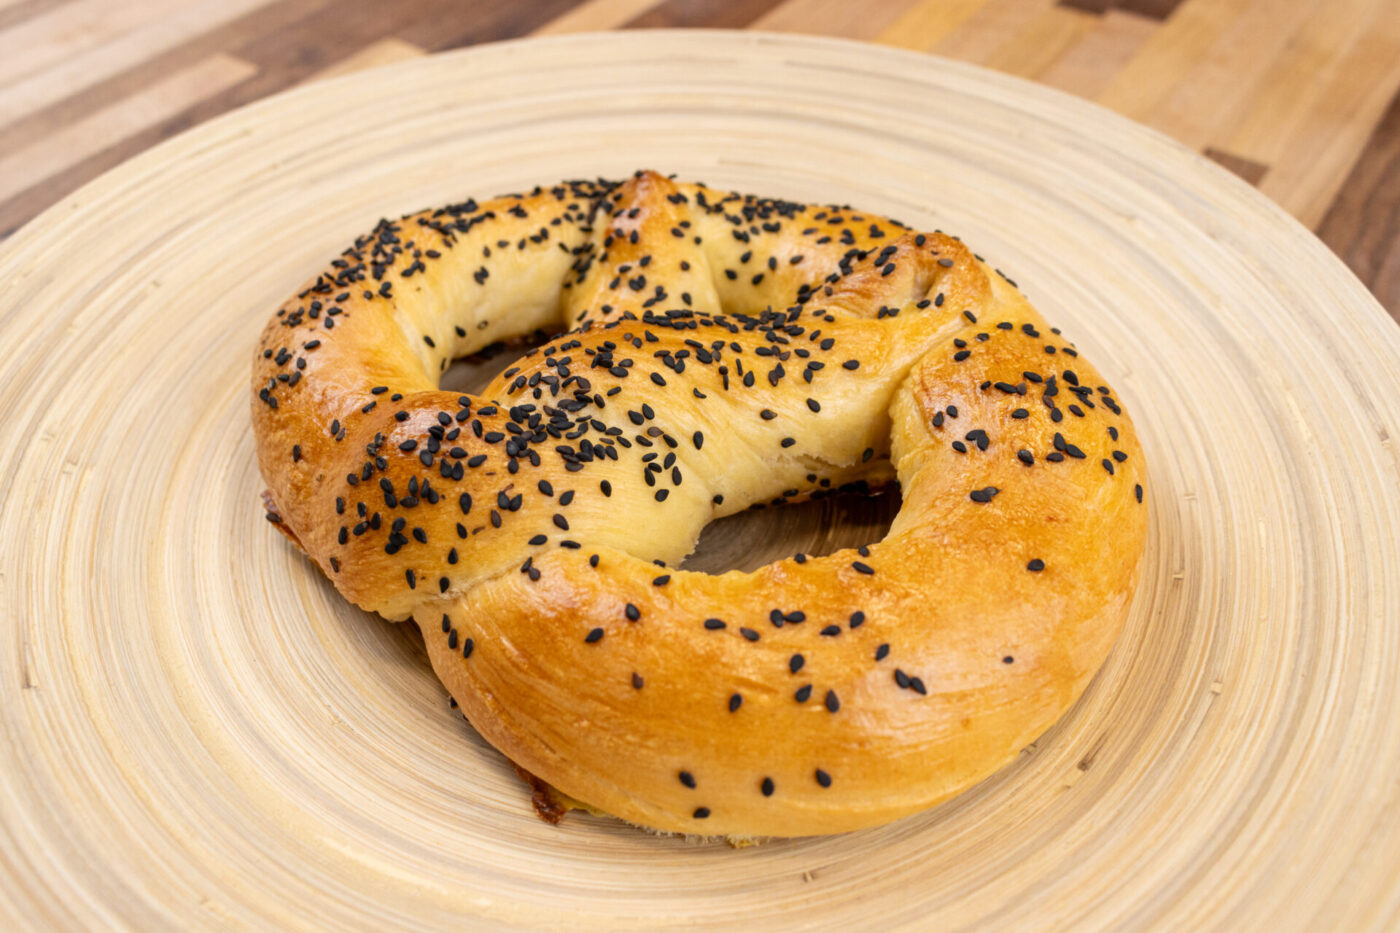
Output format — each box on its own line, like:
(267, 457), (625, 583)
(252, 171), (1148, 838)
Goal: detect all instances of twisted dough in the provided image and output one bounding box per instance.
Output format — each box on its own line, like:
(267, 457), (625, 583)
(253, 171), (1148, 837)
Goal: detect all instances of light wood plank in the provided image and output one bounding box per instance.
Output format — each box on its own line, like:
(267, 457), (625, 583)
(0, 54), (256, 205)
(533, 0), (661, 34)
(1224, 0), (1391, 166)
(873, 0), (989, 52)
(0, 0), (275, 131)
(310, 37), (425, 82)
(0, 0), (189, 87)
(1144, 0), (1324, 152)
(751, 0), (922, 39)
(1038, 9), (1158, 99)
(935, 0), (1056, 65)
(1258, 2), (1400, 227)
(981, 6), (1096, 79)
(1095, 0), (1253, 120)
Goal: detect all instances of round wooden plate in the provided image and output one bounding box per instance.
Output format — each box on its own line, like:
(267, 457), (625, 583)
(1, 31), (1398, 931)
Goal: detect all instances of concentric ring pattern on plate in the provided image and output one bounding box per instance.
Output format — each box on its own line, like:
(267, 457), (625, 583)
(1, 31), (1397, 932)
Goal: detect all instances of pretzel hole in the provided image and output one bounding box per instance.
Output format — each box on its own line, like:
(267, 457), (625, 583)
(439, 327), (562, 396)
(678, 482), (899, 575)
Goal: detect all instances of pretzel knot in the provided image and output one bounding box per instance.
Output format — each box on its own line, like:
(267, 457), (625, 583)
(253, 170), (1148, 837)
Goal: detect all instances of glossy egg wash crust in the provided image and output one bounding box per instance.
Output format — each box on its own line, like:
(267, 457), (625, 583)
(252, 170), (1149, 838)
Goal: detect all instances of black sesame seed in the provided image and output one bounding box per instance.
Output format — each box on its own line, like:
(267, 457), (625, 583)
(728, 693), (743, 712)
(875, 643), (890, 661)
(825, 690), (840, 712)
(625, 603), (640, 621)
(815, 769), (832, 787)
(704, 618), (726, 630)
(585, 627), (604, 643)
(795, 684), (812, 703)
(761, 777), (775, 796)
(789, 654), (805, 673)
(1027, 559), (1045, 572)
(852, 561), (874, 575)
(693, 807), (710, 819)
(679, 770), (696, 789)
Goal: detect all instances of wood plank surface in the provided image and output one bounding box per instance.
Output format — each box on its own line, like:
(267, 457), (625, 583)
(0, 0), (1393, 321)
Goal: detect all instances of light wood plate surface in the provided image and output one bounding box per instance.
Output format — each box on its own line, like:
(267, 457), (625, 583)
(1, 31), (1398, 932)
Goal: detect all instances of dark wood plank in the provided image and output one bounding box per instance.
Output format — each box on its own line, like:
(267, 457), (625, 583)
(1317, 87), (1400, 324)
(626, 0), (787, 29)
(395, 0), (583, 50)
(1203, 147), (1268, 187)
(1113, 0), (1185, 20)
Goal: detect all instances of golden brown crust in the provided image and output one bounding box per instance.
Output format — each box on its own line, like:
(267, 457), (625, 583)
(252, 171), (1148, 837)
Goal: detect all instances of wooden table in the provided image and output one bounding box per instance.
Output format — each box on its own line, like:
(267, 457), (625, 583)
(3, 23), (1399, 933)
(0, 0), (1397, 322)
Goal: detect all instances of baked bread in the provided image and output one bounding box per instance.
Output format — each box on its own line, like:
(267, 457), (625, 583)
(252, 170), (1148, 837)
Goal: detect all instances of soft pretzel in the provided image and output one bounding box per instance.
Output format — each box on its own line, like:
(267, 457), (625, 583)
(252, 171), (1148, 838)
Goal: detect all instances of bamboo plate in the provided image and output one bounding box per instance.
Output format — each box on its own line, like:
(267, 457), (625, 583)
(1, 30), (1398, 931)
